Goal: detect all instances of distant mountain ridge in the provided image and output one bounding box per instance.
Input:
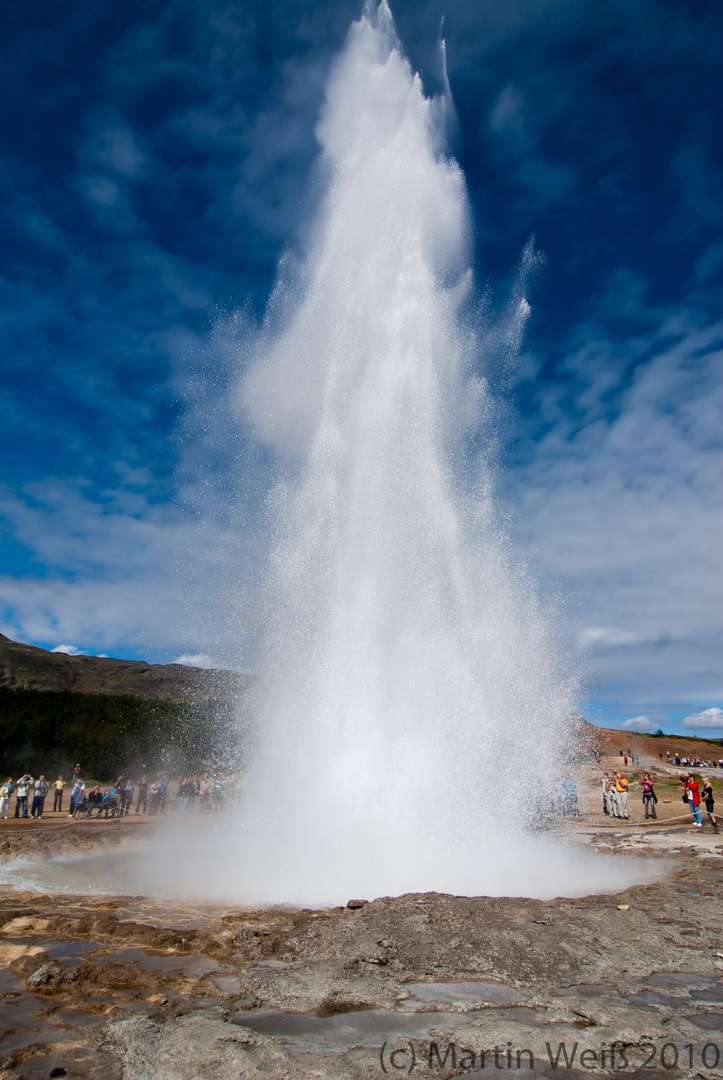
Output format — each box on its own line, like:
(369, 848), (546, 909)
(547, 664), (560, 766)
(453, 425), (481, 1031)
(0, 633), (247, 700)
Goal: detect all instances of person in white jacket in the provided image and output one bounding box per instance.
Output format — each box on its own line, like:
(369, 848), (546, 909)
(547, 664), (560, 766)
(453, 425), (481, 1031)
(14, 774), (33, 818)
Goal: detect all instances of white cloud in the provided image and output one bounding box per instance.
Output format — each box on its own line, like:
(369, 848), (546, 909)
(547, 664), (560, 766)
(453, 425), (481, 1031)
(510, 305), (723, 717)
(95, 120), (146, 178)
(579, 627), (641, 651)
(80, 175), (123, 209)
(682, 708), (723, 730)
(490, 85), (525, 134)
(50, 644), (86, 656)
(174, 654), (222, 669)
(621, 715), (660, 733)
(487, 83), (576, 205)
(0, 475), (261, 672)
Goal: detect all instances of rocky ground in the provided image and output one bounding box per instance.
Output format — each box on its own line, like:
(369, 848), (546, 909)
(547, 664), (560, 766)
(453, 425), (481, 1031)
(1, 790), (722, 1079)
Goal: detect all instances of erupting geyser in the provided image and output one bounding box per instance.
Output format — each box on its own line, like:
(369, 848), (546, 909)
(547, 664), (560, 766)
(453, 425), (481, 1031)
(234, 1), (594, 904)
(0, 1), (663, 907)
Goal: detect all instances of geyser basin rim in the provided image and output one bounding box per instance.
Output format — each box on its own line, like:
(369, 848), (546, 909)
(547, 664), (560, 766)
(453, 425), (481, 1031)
(0, 827), (668, 904)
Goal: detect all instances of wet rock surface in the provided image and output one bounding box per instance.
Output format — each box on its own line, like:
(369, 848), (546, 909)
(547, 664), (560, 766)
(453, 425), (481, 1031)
(0, 824), (722, 1077)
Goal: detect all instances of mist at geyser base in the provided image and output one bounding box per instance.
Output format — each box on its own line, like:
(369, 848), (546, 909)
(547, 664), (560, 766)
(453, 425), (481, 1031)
(61, 1), (663, 909)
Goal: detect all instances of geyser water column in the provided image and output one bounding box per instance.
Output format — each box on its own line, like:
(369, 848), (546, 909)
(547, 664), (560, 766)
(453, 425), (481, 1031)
(237, 2), (582, 904)
(0, 1), (661, 908)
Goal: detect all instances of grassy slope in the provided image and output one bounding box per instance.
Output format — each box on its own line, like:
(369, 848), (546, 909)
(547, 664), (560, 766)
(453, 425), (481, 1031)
(0, 634), (246, 699)
(591, 724), (722, 761)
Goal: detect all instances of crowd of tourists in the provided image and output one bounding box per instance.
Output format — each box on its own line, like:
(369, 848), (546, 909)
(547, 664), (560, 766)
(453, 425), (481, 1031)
(602, 771), (634, 818)
(679, 773), (718, 830)
(601, 770), (718, 829)
(656, 750), (723, 769)
(0, 764), (230, 820)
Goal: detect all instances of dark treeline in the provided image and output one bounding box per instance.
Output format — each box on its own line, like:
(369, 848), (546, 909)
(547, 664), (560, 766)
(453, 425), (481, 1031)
(0, 687), (246, 781)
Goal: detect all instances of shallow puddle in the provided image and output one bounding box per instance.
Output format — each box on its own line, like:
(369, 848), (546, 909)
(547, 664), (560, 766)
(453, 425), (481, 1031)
(627, 989), (680, 1006)
(399, 979), (520, 1009)
(0, 966), (45, 1053)
(687, 1012), (723, 1031)
(646, 972), (719, 988)
(45, 939), (101, 966)
(555, 983), (620, 1000)
(689, 986), (723, 1002)
(0, 937), (232, 1077)
(233, 1007), (474, 1052)
(51, 1007), (112, 1028)
(87, 945), (224, 976)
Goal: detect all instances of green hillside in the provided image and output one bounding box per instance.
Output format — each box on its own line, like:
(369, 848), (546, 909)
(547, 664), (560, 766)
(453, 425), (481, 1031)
(0, 633), (245, 699)
(0, 686), (249, 781)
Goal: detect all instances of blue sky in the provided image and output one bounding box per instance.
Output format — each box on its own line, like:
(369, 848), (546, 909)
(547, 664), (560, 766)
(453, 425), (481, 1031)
(0, 0), (721, 735)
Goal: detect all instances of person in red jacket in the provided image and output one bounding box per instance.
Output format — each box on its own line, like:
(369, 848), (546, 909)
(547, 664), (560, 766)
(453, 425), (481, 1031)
(680, 773), (703, 828)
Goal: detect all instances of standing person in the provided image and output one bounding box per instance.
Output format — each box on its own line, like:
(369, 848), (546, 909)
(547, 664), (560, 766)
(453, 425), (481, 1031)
(120, 780), (134, 816)
(0, 778), (14, 819)
(68, 778), (84, 818)
(158, 774), (168, 813)
(680, 774), (703, 828)
(176, 778), (189, 814)
(605, 773), (618, 817)
(135, 776), (148, 815)
(602, 773), (612, 816)
(702, 777), (718, 831)
(565, 779), (579, 817)
(615, 772), (629, 819)
(641, 773), (657, 820)
(31, 776), (50, 819)
(148, 779), (161, 815)
(14, 775), (33, 818)
(73, 763), (81, 781)
(52, 776), (65, 812)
